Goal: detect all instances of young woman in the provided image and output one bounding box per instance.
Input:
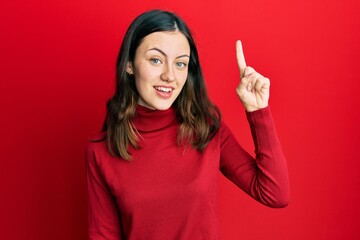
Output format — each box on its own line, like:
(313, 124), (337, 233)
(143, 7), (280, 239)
(86, 9), (289, 240)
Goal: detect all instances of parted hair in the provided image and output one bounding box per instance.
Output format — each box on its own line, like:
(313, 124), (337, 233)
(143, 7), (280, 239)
(102, 9), (221, 160)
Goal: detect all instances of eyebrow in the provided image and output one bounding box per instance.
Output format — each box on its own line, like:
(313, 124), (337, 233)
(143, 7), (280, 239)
(147, 47), (190, 59)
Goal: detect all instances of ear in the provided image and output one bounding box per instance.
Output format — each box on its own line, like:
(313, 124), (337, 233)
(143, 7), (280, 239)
(126, 61), (133, 75)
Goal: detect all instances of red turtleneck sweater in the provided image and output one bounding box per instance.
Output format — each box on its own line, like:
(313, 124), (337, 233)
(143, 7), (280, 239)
(86, 106), (289, 240)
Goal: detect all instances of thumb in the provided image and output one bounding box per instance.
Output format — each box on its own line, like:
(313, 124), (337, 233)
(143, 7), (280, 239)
(239, 67), (256, 91)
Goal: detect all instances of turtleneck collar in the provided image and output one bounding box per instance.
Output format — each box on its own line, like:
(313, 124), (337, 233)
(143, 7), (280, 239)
(132, 105), (178, 132)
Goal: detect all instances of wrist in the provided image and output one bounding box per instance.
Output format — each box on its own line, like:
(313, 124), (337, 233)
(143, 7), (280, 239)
(244, 104), (269, 112)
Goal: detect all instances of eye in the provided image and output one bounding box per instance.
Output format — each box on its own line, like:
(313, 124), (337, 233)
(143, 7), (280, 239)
(150, 58), (162, 64)
(176, 62), (187, 68)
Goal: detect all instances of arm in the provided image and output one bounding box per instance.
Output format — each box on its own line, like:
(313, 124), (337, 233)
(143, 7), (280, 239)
(219, 41), (289, 207)
(219, 107), (290, 208)
(85, 142), (124, 239)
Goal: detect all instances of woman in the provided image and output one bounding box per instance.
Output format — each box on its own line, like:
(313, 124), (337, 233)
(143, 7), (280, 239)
(86, 9), (289, 240)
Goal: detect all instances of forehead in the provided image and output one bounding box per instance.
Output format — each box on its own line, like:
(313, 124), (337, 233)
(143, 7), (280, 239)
(137, 31), (190, 55)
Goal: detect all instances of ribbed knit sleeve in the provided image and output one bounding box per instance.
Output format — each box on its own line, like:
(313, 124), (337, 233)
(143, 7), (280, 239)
(219, 106), (290, 208)
(85, 142), (123, 240)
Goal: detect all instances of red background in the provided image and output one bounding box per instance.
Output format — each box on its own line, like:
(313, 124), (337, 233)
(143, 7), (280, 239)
(1, 0), (360, 239)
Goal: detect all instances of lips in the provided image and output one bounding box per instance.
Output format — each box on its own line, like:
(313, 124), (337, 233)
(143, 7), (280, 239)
(155, 86), (173, 92)
(154, 86), (174, 98)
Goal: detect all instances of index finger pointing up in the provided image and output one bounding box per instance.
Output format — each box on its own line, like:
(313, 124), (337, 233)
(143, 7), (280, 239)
(236, 40), (247, 77)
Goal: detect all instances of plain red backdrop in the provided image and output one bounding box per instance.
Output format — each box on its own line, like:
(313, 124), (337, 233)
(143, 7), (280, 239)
(1, 0), (359, 239)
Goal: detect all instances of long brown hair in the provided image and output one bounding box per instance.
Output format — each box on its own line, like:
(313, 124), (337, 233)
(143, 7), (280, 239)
(102, 10), (221, 160)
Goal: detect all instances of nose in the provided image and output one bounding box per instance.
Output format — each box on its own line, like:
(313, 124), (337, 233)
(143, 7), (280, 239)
(160, 63), (175, 82)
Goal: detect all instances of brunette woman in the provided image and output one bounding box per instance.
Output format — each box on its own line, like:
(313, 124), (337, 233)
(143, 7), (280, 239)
(86, 9), (289, 240)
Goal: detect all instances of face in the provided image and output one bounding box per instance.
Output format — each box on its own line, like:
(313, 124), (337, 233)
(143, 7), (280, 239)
(127, 31), (190, 110)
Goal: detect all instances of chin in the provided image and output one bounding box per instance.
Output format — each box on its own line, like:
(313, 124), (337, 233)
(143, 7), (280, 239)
(139, 100), (174, 111)
(153, 104), (173, 111)
(153, 99), (176, 111)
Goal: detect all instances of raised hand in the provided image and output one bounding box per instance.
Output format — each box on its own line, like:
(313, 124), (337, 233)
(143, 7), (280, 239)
(236, 40), (270, 112)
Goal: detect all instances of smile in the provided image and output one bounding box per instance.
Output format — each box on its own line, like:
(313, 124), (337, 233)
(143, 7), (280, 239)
(154, 86), (173, 92)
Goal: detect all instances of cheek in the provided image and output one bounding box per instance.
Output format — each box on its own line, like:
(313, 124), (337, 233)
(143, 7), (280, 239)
(134, 77), (151, 99)
(179, 71), (188, 87)
(134, 67), (153, 89)
(135, 63), (160, 83)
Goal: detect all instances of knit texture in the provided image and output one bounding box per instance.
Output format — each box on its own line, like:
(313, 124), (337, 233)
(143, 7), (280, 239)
(86, 105), (289, 239)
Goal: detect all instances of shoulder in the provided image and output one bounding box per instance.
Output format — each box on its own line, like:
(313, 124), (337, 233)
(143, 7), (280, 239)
(219, 120), (232, 136)
(85, 132), (109, 163)
(213, 120), (235, 145)
(88, 131), (106, 142)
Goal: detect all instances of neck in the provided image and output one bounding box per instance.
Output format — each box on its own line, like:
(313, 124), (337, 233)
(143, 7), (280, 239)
(132, 105), (177, 132)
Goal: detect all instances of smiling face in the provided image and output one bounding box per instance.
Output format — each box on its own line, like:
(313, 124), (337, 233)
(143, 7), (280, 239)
(127, 31), (190, 110)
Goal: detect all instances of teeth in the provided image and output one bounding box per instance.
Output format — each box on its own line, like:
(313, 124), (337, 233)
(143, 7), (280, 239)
(155, 87), (172, 92)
